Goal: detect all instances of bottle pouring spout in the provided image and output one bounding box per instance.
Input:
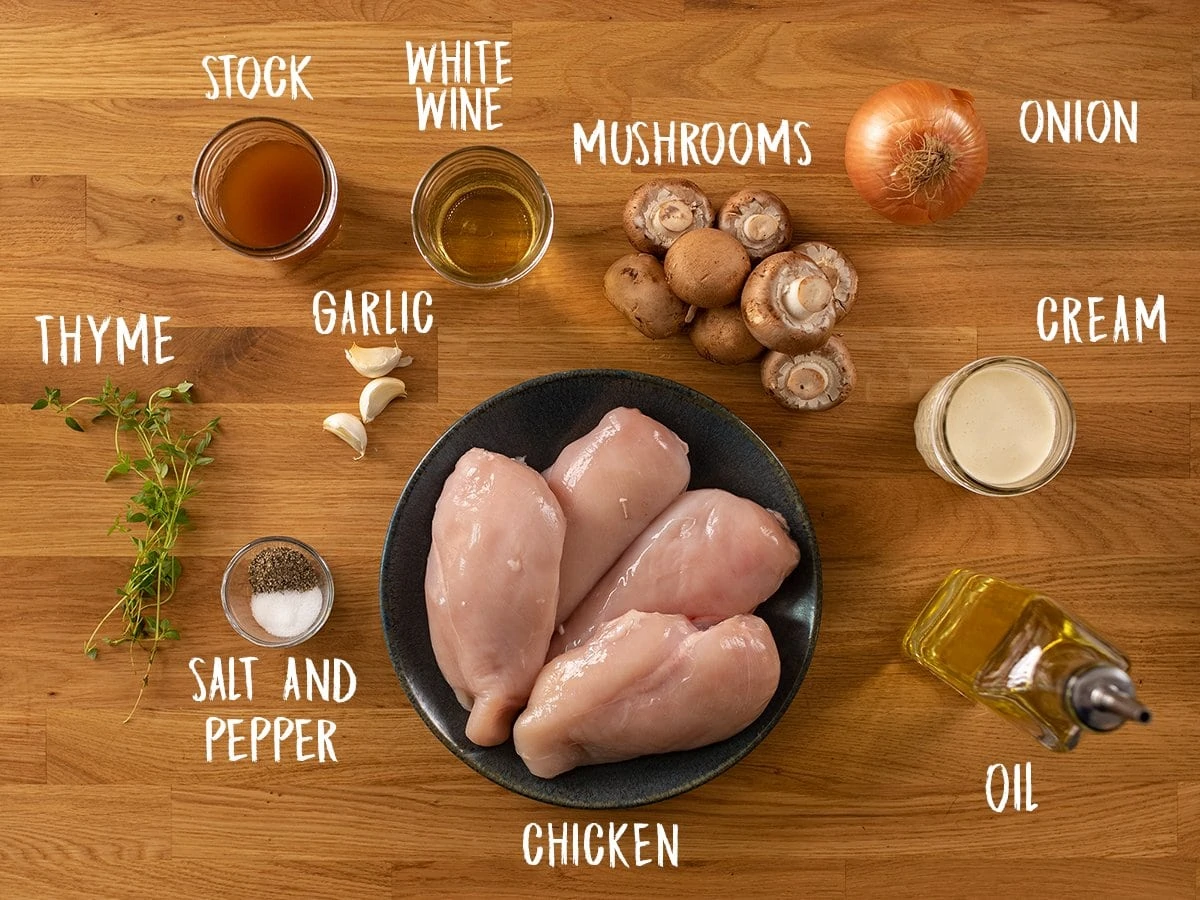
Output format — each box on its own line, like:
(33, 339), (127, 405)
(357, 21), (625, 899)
(1092, 686), (1152, 725)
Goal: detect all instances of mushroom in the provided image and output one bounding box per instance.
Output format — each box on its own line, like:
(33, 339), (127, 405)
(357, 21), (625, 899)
(623, 178), (714, 256)
(740, 250), (837, 354)
(664, 228), (752, 310)
(690, 305), (765, 365)
(603, 252), (689, 339)
(718, 188), (793, 260)
(761, 337), (857, 411)
(798, 241), (858, 320)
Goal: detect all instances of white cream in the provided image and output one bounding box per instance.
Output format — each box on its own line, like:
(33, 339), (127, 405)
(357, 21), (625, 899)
(944, 366), (1058, 487)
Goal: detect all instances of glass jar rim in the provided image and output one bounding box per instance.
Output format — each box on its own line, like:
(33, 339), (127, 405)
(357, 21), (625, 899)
(410, 144), (554, 289)
(930, 356), (1077, 497)
(192, 117), (339, 259)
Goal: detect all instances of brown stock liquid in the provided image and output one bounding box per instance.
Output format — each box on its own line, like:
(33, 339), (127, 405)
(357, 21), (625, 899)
(216, 140), (324, 249)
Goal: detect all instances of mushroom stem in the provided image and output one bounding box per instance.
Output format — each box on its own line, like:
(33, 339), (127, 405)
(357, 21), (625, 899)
(655, 200), (695, 233)
(784, 275), (835, 317)
(742, 213), (779, 242)
(785, 361), (831, 401)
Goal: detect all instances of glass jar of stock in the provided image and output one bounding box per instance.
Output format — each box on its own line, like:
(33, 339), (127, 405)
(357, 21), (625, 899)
(193, 117), (342, 262)
(915, 356), (1076, 496)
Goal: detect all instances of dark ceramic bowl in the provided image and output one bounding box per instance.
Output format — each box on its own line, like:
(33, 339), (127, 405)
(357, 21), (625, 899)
(379, 369), (821, 808)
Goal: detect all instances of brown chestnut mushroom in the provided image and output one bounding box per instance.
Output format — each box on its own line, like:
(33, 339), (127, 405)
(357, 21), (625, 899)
(718, 188), (794, 260)
(603, 252), (689, 339)
(623, 178), (714, 256)
(798, 241), (858, 320)
(761, 337), (856, 411)
(664, 228), (752, 310)
(741, 250), (837, 354)
(690, 305), (764, 365)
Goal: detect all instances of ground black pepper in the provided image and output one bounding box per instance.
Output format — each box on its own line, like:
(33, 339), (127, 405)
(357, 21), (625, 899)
(248, 546), (319, 594)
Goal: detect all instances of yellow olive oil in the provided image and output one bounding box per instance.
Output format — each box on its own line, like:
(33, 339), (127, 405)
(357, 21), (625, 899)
(904, 570), (1149, 751)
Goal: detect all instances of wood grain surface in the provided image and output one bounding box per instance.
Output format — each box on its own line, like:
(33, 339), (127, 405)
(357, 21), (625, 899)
(1, 2), (1197, 898)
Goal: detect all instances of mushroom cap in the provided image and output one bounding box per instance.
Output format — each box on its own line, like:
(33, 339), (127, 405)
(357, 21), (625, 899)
(718, 188), (794, 260)
(603, 252), (689, 339)
(664, 228), (752, 309)
(798, 241), (858, 320)
(690, 304), (765, 365)
(623, 178), (714, 256)
(741, 250), (838, 354)
(761, 337), (857, 411)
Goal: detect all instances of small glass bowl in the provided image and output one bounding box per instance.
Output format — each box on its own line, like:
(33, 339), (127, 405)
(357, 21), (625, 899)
(411, 145), (554, 289)
(221, 536), (334, 648)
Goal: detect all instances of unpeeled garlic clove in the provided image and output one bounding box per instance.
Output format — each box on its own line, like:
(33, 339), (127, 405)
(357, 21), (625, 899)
(323, 413), (367, 459)
(344, 342), (412, 378)
(359, 377), (407, 424)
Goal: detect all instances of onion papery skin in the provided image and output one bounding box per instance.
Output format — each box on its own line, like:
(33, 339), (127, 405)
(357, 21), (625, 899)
(844, 79), (989, 226)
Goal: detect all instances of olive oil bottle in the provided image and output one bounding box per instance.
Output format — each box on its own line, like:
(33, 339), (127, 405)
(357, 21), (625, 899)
(904, 570), (1151, 751)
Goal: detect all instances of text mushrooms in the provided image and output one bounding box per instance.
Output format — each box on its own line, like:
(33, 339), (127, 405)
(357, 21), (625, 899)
(603, 252), (689, 339)
(690, 305), (764, 365)
(623, 178), (714, 255)
(798, 241), (858, 320)
(664, 228), (752, 309)
(761, 337), (857, 411)
(718, 188), (793, 260)
(741, 250), (837, 354)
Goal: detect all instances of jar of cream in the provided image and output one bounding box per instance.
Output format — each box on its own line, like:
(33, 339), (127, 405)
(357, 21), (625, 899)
(915, 356), (1076, 496)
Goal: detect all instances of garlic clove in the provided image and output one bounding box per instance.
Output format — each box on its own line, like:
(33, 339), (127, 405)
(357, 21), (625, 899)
(322, 413), (368, 459)
(345, 342), (412, 378)
(359, 377), (407, 424)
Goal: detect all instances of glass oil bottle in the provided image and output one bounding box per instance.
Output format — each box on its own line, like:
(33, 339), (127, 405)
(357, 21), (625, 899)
(904, 569), (1151, 751)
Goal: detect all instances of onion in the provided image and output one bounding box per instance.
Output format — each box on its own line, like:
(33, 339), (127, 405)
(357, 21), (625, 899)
(844, 79), (988, 225)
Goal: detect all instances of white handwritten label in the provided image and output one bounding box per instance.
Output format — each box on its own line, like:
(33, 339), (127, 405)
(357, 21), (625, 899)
(312, 289), (434, 336)
(522, 822), (679, 868)
(572, 120), (812, 167)
(1019, 100), (1137, 144)
(202, 54), (313, 100)
(35, 314), (174, 366)
(1037, 294), (1166, 344)
(986, 762), (1038, 813)
(281, 656), (356, 702)
(405, 40), (511, 131)
(190, 656), (356, 763)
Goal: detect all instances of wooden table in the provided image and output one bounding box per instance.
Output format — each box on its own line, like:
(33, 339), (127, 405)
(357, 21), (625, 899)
(2, 2), (1197, 897)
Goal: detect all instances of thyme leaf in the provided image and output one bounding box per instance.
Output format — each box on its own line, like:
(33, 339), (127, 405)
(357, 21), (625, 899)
(35, 378), (219, 721)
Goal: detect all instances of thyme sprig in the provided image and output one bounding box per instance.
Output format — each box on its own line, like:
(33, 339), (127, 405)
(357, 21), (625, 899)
(33, 378), (219, 720)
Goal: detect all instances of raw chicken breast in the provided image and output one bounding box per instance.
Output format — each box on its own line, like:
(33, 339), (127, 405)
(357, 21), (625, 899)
(544, 407), (690, 624)
(514, 611), (780, 778)
(550, 488), (800, 656)
(426, 448), (565, 747)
